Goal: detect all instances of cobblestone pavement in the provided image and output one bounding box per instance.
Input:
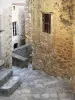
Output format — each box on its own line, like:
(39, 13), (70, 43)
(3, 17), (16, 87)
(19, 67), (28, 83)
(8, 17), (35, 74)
(0, 64), (75, 100)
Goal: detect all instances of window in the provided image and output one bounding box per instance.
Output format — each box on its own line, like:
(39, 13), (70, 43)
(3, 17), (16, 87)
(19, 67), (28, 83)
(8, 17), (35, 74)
(13, 6), (15, 10)
(42, 14), (51, 33)
(12, 22), (17, 36)
(14, 43), (18, 49)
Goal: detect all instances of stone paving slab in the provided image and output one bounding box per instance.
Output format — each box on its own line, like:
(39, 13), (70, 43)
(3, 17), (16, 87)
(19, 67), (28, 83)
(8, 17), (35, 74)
(0, 66), (75, 100)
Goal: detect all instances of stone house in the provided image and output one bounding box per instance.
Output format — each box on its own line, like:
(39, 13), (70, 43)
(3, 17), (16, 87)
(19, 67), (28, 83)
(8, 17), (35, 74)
(12, 3), (25, 50)
(25, 0), (75, 89)
(0, 2), (28, 68)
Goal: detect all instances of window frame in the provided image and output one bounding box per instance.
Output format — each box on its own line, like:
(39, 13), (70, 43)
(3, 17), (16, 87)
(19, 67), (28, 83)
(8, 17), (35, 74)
(42, 13), (51, 34)
(12, 22), (17, 36)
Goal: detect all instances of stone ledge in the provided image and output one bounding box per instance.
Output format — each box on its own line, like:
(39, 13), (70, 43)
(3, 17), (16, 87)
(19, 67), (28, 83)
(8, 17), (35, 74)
(0, 69), (13, 87)
(13, 44), (31, 52)
(12, 53), (27, 61)
(0, 76), (21, 96)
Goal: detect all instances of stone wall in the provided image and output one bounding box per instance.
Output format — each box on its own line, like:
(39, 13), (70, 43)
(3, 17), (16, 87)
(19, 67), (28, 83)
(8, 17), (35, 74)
(1, 7), (12, 68)
(25, 0), (32, 44)
(12, 44), (32, 67)
(18, 7), (25, 43)
(13, 44), (32, 58)
(54, 0), (74, 60)
(30, 0), (75, 79)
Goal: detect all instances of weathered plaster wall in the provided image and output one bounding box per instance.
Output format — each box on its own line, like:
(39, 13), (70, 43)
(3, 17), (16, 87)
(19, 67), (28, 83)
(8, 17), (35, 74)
(30, 0), (75, 79)
(12, 5), (25, 50)
(1, 7), (12, 68)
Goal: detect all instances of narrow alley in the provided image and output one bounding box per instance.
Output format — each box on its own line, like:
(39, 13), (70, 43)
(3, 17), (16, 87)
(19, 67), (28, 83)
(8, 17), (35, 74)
(0, 0), (75, 99)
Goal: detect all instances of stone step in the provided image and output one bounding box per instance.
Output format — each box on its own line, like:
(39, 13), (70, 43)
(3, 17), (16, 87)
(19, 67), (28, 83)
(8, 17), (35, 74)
(0, 69), (13, 87)
(0, 76), (21, 96)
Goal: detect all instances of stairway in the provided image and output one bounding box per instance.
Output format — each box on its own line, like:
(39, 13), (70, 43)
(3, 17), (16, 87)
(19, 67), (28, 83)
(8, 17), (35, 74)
(0, 68), (21, 96)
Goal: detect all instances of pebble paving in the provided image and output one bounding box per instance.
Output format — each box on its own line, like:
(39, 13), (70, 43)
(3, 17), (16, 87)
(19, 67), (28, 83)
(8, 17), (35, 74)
(0, 64), (75, 100)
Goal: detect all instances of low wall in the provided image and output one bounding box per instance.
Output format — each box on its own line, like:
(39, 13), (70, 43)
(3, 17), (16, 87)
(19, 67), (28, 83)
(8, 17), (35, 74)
(12, 44), (32, 68)
(13, 44), (32, 58)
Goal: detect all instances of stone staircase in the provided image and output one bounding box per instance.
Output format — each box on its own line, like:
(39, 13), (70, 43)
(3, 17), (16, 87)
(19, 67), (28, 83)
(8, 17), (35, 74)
(0, 68), (21, 96)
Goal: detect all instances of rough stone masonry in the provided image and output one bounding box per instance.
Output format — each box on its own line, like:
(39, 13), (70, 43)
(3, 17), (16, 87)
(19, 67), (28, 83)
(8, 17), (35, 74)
(25, 0), (75, 92)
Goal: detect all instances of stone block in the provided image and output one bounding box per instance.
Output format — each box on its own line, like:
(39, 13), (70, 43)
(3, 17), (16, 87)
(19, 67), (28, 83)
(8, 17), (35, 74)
(0, 76), (21, 96)
(0, 69), (13, 87)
